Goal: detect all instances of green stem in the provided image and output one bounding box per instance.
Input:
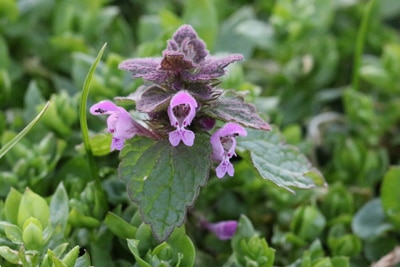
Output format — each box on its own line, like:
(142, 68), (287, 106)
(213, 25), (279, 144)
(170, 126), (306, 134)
(0, 102), (50, 159)
(351, 0), (377, 91)
(79, 43), (107, 183)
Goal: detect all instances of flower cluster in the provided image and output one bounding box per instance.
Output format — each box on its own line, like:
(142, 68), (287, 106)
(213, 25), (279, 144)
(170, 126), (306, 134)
(91, 25), (270, 178)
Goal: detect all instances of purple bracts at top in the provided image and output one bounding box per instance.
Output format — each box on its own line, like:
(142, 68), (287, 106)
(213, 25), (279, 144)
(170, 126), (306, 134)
(118, 25), (243, 84)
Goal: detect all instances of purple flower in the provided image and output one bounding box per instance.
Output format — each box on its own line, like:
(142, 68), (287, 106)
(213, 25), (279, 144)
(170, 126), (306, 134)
(167, 91), (198, 146)
(201, 220), (238, 240)
(210, 123), (247, 178)
(90, 100), (154, 151)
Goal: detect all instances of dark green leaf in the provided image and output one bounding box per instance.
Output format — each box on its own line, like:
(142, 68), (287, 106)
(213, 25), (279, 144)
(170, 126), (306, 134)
(237, 128), (324, 192)
(119, 134), (212, 241)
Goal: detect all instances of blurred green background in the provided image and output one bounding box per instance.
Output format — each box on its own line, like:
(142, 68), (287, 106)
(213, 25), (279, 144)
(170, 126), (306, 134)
(1, 0), (400, 266)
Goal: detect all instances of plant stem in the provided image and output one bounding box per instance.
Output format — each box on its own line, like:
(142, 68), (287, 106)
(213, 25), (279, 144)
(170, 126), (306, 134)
(351, 0), (377, 91)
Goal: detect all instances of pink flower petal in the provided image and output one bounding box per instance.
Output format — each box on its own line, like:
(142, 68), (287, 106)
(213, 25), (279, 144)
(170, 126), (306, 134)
(90, 100), (120, 115)
(216, 158), (234, 178)
(169, 130), (182, 147)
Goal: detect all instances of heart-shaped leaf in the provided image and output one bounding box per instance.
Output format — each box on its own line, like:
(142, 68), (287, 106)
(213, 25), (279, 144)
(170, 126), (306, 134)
(119, 133), (212, 241)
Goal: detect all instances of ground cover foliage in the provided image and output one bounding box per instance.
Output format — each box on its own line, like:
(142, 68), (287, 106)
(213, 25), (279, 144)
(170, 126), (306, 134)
(0, 0), (400, 266)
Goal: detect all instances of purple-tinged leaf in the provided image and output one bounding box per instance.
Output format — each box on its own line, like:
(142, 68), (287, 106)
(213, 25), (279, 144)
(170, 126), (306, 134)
(190, 54), (244, 80)
(136, 86), (172, 113)
(118, 133), (212, 241)
(205, 90), (271, 131)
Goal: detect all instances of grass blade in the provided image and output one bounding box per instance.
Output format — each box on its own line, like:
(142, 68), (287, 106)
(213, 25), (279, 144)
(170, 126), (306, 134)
(0, 101), (50, 159)
(79, 43), (107, 181)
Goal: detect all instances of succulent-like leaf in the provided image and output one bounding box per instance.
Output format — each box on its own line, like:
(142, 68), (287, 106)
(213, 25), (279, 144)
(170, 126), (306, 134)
(119, 133), (212, 241)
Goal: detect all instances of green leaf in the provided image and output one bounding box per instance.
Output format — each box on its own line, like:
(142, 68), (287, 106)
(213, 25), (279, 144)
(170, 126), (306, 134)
(62, 246), (80, 267)
(0, 101), (50, 159)
(205, 90), (271, 131)
(68, 208), (100, 229)
(167, 226), (195, 267)
(74, 249), (91, 267)
(17, 188), (50, 229)
(5, 224), (23, 244)
(0, 246), (20, 264)
(50, 183), (69, 232)
(237, 128), (325, 192)
(352, 198), (393, 240)
(4, 188), (22, 225)
(22, 217), (44, 250)
(127, 239), (152, 267)
(290, 206), (326, 242)
(104, 212), (137, 239)
(119, 134), (212, 241)
(380, 166), (400, 230)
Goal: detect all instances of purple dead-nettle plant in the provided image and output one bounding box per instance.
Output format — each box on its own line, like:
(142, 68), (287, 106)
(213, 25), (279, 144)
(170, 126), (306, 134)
(91, 24), (274, 241)
(92, 23), (271, 178)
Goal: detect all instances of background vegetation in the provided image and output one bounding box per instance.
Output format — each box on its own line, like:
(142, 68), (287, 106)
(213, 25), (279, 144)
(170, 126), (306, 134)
(1, 0), (400, 266)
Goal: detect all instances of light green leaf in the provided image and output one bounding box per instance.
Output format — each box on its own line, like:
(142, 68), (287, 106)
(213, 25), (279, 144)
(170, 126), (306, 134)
(17, 188), (50, 229)
(237, 128), (325, 192)
(62, 246), (80, 267)
(5, 224), (23, 244)
(4, 188), (22, 225)
(119, 134), (212, 241)
(380, 166), (400, 230)
(167, 227), (195, 267)
(104, 212), (137, 239)
(0, 246), (21, 264)
(127, 239), (152, 267)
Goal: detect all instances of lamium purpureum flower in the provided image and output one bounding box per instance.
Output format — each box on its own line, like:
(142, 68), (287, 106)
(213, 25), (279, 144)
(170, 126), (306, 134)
(167, 91), (198, 146)
(90, 100), (155, 151)
(211, 122), (247, 178)
(200, 220), (238, 240)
